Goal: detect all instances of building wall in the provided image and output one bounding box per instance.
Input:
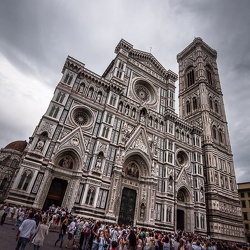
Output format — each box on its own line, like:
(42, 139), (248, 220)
(238, 182), (250, 242)
(1, 38), (245, 241)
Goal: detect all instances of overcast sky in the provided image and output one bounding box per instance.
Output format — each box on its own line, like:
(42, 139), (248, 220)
(0, 0), (249, 183)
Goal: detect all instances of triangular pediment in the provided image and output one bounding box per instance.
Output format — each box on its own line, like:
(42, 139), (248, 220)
(129, 49), (168, 78)
(125, 126), (153, 160)
(176, 168), (192, 191)
(57, 127), (86, 156)
(114, 39), (178, 81)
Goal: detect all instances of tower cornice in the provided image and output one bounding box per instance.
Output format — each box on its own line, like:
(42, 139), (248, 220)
(177, 37), (217, 62)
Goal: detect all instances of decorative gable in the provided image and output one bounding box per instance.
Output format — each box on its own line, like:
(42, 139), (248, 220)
(57, 127), (86, 156)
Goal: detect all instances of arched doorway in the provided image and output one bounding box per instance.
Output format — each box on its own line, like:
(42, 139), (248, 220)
(118, 188), (137, 226)
(177, 209), (185, 230)
(176, 187), (191, 231)
(43, 178), (68, 210)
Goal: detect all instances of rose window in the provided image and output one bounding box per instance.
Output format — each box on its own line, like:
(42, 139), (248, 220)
(72, 107), (92, 126)
(133, 79), (156, 104)
(135, 85), (150, 102)
(176, 150), (189, 167)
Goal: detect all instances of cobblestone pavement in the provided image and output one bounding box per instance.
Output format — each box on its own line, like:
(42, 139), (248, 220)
(0, 220), (69, 250)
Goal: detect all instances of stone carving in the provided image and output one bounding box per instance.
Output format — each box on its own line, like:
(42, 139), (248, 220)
(131, 135), (148, 153)
(35, 140), (45, 151)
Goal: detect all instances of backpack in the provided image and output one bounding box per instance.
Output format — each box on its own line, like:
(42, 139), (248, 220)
(83, 226), (91, 235)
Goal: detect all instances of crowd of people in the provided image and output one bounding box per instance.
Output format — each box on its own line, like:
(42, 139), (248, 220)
(0, 202), (249, 250)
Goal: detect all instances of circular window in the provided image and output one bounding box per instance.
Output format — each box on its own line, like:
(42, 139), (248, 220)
(133, 79), (156, 104)
(176, 150), (189, 167)
(135, 85), (150, 102)
(72, 107), (93, 126)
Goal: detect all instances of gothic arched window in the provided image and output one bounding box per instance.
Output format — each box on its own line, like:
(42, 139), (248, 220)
(85, 187), (96, 205)
(213, 125), (217, 140)
(209, 96), (213, 110)
(186, 68), (195, 87)
(206, 69), (213, 85)
(49, 105), (59, 118)
(17, 171), (32, 191)
(193, 97), (197, 110)
(186, 100), (191, 114)
(214, 100), (219, 113)
(219, 129), (223, 143)
(64, 73), (73, 85)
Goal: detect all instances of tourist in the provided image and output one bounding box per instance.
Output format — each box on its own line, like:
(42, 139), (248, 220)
(81, 221), (93, 250)
(54, 218), (68, 248)
(15, 212), (36, 250)
(65, 217), (77, 248)
(32, 217), (49, 250)
(0, 202), (10, 225)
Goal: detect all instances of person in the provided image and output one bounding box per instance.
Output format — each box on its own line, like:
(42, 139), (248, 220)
(137, 235), (143, 250)
(11, 205), (17, 220)
(54, 218), (68, 248)
(13, 208), (25, 230)
(91, 221), (101, 250)
(0, 202), (10, 225)
(81, 222), (92, 250)
(65, 217), (76, 248)
(32, 217), (49, 250)
(15, 212), (36, 250)
(128, 230), (137, 250)
(120, 231), (128, 250)
(162, 236), (170, 250)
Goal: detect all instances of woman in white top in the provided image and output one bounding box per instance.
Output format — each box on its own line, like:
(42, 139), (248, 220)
(32, 217), (49, 250)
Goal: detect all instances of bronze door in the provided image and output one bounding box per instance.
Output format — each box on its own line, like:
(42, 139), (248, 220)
(177, 209), (185, 230)
(43, 178), (67, 210)
(118, 188), (136, 226)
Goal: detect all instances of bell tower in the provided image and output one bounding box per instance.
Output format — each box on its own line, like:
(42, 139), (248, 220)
(177, 38), (244, 241)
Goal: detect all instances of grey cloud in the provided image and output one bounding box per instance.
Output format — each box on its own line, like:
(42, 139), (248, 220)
(0, 0), (250, 182)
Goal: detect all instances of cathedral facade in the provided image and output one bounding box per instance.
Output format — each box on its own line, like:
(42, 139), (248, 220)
(0, 38), (245, 241)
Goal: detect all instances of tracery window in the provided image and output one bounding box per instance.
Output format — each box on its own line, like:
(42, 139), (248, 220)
(109, 94), (117, 106)
(193, 97), (197, 110)
(186, 68), (195, 87)
(166, 207), (172, 222)
(85, 187), (96, 206)
(155, 203), (163, 221)
(102, 126), (110, 138)
(49, 105), (60, 118)
(219, 129), (223, 143)
(206, 69), (213, 85)
(116, 61), (124, 78)
(209, 96), (213, 110)
(64, 73), (73, 85)
(168, 152), (173, 164)
(17, 171), (32, 191)
(214, 100), (219, 113)
(55, 91), (66, 103)
(96, 189), (108, 209)
(186, 100), (191, 114)
(213, 125), (217, 140)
